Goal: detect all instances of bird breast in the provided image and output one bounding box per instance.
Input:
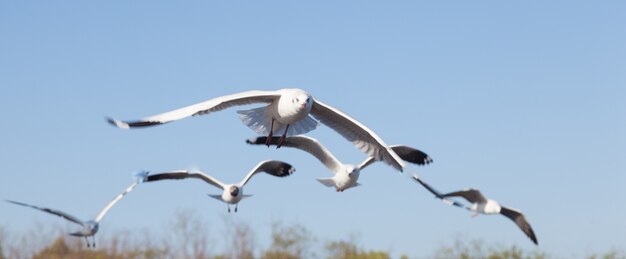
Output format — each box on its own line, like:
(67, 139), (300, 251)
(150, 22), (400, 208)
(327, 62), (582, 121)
(275, 89), (312, 124)
(222, 186), (243, 204)
(483, 200), (502, 214)
(334, 170), (358, 190)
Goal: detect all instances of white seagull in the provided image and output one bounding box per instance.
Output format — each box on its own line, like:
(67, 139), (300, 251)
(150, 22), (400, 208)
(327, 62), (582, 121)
(247, 136), (432, 192)
(144, 160), (295, 212)
(412, 176), (538, 245)
(107, 88), (405, 171)
(4, 171), (148, 248)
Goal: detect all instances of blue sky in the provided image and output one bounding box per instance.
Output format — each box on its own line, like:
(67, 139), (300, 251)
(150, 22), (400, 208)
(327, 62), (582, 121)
(1, 1), (625, 257)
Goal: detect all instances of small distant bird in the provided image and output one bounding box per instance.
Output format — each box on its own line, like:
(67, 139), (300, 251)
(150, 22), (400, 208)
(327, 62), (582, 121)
(247, 136), (432, 192)
(144, 160), (295, 212)
(106, 88), (406, 172)
(412, 176), (538, 245)
(5, 171), (148, 248)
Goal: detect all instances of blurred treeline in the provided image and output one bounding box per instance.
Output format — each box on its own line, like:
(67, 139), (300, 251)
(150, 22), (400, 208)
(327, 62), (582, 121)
(0, 210), (623, 259)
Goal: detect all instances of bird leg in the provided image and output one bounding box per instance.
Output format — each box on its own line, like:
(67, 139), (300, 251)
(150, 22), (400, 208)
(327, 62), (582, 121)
(93, 237), (96, 248)
(265, 118), (275, 147)
(85, 237), (90, 247)
(235, 204), (238, 213)
(227, 205), (231, 213)
(276, 124), (290, 148)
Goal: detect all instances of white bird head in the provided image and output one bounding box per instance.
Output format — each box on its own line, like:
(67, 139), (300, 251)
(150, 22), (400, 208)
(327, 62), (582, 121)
(289, 89), (313, 112)
(346, 165), (360, 178)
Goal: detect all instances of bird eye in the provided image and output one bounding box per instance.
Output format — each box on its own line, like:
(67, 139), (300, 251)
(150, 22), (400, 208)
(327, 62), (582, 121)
(296, 98), (299, 102)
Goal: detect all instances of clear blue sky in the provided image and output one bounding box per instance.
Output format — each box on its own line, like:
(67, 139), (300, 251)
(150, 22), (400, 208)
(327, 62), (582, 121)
(1, 1), (625, 257)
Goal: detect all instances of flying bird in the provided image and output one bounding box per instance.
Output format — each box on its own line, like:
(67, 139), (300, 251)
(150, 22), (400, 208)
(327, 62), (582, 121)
(144, 160), (295, 212)
(106, 88), (405, 171)
(412, 176), (538, 245)
(247, 136), (432, 192)
(4, 171), (148, 247)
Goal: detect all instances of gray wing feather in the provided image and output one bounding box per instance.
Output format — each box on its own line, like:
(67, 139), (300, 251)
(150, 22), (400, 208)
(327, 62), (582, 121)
(4, 199), (84, 226)
(500, 206), (538, 245)
(441, 189), (488, 204)
(411, 176), (467, 208)
(146, 170), (226, 190)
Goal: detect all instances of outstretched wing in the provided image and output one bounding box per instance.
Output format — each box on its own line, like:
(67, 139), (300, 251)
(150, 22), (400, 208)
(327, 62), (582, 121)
(358, 145), (433, 170)
(94, 180), (141, 223)
(411, 176), (467, 208)
(146, 170), (226, 190)
(240, 160), (295, 186)
(107, 90), (280, 128)
(247, 136), (343, 173)
(500, 206), (539, 245)
(310, 99), (405, 172)
(5, 199), (84, 226)
(441, 189), (487, 204)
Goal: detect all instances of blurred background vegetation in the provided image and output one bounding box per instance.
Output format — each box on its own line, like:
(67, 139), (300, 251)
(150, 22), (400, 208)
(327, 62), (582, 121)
(1, 210), (623, 259)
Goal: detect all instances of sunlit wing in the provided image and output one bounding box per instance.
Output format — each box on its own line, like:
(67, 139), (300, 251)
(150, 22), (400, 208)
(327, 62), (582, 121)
(247, 136), (343, 173)
(310, 99), (405, 172)
(107, 90), (280, 128)
(94, 181), (140, 223)
(146, 170), (226, 190)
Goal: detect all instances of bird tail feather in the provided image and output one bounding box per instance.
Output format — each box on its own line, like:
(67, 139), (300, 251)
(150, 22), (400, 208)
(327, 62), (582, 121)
(316, 178), (336, 188)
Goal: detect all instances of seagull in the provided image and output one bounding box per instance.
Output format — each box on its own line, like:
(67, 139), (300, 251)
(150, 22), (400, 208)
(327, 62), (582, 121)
(247, 136), (432, 192)
(144, 160), (295, 212)
(4, 171), (148, 248)
(412, 176), (538, 245)
(106, 88), (406, 171)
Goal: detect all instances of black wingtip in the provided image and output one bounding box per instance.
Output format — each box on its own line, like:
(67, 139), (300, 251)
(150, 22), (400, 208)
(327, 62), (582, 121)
(246, 136), (267, 145)
(105, 117), (116, 126)
(266, 160), (296, 177)
(105, 116), (131, 129)
(246, 137), (258, 144)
